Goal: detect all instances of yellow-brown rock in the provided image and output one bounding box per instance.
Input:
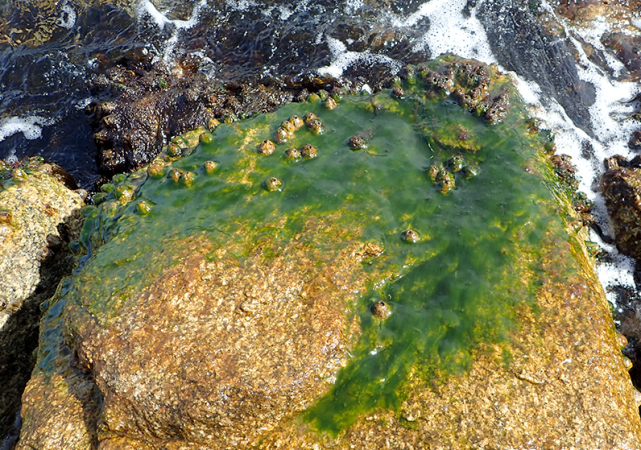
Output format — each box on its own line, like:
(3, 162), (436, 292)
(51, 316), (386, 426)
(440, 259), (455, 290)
(0, 159), (84, 441)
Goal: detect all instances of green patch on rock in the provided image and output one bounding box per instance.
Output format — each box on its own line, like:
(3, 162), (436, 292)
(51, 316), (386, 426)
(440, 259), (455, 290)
(57, 56), (572, 436)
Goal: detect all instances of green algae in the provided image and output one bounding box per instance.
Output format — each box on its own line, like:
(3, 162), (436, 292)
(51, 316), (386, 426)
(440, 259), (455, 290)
(61, 57), (577, 435)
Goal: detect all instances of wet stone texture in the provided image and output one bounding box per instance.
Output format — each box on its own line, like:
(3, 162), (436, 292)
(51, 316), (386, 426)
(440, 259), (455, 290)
(602, 155), (641, 394)
(0, 158), (84, 442)
(17, 57), (641, 449)
(603, 155), (641, 260)
(87, 59), (309, 179)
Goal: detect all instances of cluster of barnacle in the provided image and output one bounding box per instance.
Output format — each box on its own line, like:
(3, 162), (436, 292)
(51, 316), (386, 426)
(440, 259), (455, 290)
(257, 109), (332, 191)
(273, 115), (305, 144)
(166, 125), (217, 158)
(550, 152), (594, 225)
(258, 136), (319, 162)
(92, 173), (137, 205)
(532, 124), (593, 226)
(307, 89), (340, 110)
(427, 155), (479, 194)
(273, 112), (325, 144)
(408, 60), (511, 125)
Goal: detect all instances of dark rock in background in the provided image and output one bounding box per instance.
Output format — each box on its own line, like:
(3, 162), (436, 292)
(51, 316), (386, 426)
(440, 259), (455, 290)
(474, 0), (596, 136)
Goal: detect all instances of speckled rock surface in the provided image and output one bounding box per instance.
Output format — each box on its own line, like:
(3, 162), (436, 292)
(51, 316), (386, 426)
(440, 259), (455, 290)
(16, 58), (641, 449)
(0, 160), (84, 441)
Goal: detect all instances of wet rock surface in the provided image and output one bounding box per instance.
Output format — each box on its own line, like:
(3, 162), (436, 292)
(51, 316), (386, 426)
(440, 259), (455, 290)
(601, 155), (641, 395)
(476, 0), (596, 135)
(0, 0), (430, 189)
(602, 32), (641, 81)
(603, 155), (641, 260)
(267, 249), (641, 448)
(86, 57), (329, 179)
(0, 158), (84, 441)
(16, 58), (641, 448)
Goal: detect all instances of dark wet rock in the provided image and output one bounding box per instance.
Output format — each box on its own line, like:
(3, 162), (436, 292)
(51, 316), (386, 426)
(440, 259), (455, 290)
(0, 158), (84, 442)
(602, 32), (641, 81)
(603, 155), (641, 259)
(629, 130), (641, 151)
(0, 0), (141, 189)
(87, 57), (350, 178)
(476, 0), (596, 135)
(615, 284), (641, 391)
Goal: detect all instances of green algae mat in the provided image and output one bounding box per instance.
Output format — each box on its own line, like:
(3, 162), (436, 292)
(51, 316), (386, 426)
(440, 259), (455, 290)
(47, 56), (581, 436)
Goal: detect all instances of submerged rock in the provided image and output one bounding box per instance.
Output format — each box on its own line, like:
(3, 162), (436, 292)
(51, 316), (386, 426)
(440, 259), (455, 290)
(0, 158), (84, 441)
(17, 57), (641, 449)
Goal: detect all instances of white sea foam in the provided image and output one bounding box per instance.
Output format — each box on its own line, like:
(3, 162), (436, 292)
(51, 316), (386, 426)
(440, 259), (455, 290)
(225, 0), (259, 12)
(316, 37), (402, 79)
(318, 0), (494, 79)
(0, 116), (53, 142)
(529, 1), (641, 302)
(138, 0), (207, 60)
(344, 0), (364, 15)
(397, 0), (495, 63)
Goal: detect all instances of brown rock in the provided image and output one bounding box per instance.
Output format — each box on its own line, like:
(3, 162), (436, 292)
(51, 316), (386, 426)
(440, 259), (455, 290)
(19, 223), (365, 449)
(15, 69), (641, 448)
(602, 32), (641, 81)
(18, 175), (641, 450)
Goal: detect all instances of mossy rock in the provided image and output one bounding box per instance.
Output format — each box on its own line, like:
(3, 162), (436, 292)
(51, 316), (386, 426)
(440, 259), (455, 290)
(18, 56), (641, 449)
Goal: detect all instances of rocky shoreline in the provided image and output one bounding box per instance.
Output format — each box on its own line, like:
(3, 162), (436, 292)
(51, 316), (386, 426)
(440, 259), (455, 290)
(5, 0), (641, 447)
(3, 55), (641, 448)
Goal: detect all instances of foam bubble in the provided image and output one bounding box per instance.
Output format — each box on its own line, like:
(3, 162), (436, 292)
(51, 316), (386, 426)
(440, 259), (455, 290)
(139, 0), (205, 30)
(344, 0), (364, 15)
(75, 98), (93, 110)
(395, 0), (495, 64)
(225, 0), (259, 12)
(0, 116), (53, 142)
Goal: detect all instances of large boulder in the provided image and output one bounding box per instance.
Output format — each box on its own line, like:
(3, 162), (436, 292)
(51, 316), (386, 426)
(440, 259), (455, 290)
(0, 159), (84, 442)
(17, 57), (641, 449)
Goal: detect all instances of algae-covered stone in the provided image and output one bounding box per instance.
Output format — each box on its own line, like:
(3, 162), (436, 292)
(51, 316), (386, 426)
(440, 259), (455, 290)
(0, 158), (84, 440)
(18, 57), (641, 449)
